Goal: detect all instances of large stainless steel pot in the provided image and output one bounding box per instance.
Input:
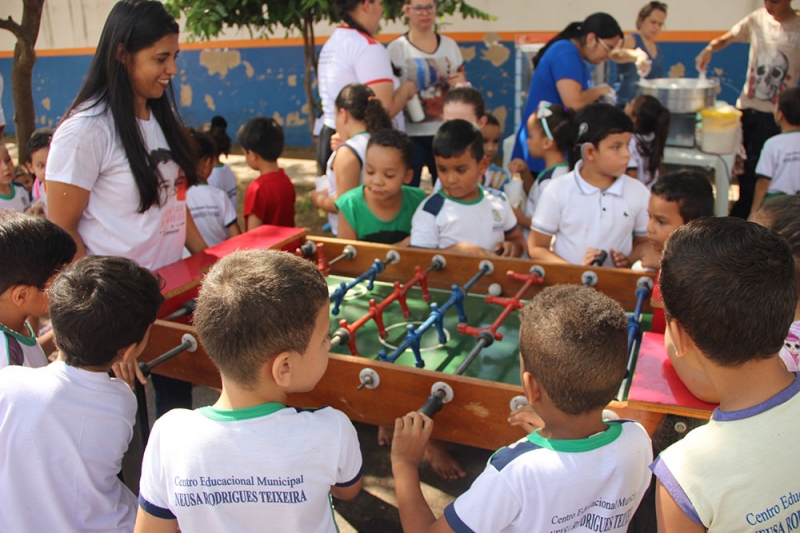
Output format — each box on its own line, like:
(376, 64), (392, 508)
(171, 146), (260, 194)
(638, 78), (718, 114)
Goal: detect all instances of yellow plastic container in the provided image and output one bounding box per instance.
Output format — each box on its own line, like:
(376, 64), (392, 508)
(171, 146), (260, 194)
(699, 105), (742, 154)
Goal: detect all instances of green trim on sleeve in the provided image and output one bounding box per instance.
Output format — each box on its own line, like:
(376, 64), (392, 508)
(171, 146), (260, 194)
(527, 420), (623, 452)
(199, 402), (286, 421)
(0, 321), (37, 347)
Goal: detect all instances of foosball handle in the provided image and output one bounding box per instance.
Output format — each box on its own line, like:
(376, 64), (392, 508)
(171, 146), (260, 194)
(418, 394), (444, 418)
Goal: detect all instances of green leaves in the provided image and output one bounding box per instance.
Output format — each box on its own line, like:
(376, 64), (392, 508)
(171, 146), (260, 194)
(165, 0), (491, 40)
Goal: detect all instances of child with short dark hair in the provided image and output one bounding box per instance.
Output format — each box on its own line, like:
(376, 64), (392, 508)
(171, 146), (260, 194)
(750, 86), (800, 215)
(336, 129), (427, 244)
(184, 129), (241, 253)
(529, 103), (650, 267)
(411, 119), (526, 257)
(624, 94), (670, 189)
(0, 143), (30, 213)
(653, 217), (800, 532)
(632, 170), (714, 271)
(0, 210), (75, 369)
(0, 255), (163, 532)
(25, 129), (53, 215)
(207, 115), (238, 205)
(135, 249), (363, 532)
(391, 285), (653, 532)
(240, 117), (296, 230)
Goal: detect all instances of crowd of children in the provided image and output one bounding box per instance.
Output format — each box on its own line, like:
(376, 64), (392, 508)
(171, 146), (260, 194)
(3, 0), (800, 531)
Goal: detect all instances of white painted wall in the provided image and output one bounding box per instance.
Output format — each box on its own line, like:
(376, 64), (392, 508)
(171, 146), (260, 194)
(0, 0), (772, 52)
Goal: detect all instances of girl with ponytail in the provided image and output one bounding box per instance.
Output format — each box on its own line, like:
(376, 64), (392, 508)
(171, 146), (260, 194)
(510, 12), (623, 175)
(311, 83), (393, 235)
(625, 94), (671, 189)
(316, 0), (417, 173)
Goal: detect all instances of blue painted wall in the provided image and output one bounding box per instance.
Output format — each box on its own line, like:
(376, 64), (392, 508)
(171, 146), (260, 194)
(0, 40), (749, 149)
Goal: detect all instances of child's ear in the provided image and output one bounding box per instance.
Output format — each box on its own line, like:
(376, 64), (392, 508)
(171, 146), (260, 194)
(581, 142), (596, 161)
(476, 115), (488, 130)
(9, 284), (33, 307)
(270, 351), (294, 388)
(666, 319), (702, 370)
(541, 137), (556, 152)
(521, 369), (543, 407)
(118, 324), (153, 363)
(478, 155), (490, 175)
(402, 167), (414, 185)
(25, 161), (34, 173)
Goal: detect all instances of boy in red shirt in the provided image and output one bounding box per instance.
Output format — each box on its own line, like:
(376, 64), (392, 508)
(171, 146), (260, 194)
(240, 117), (296, 229)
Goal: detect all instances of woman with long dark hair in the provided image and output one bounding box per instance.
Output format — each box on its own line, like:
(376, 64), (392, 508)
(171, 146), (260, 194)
(47, 0), (206, 415)
(316, 0), (417, 172)
(510, 13), (622, 174)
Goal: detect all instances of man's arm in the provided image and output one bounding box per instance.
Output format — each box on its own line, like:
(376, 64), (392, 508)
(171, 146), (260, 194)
(695, 31), (736, 71)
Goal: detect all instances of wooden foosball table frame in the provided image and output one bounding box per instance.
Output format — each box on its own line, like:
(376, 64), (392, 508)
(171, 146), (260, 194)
(142, 226), (713, 451)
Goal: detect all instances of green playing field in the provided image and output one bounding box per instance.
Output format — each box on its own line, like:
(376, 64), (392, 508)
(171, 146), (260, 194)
(327, 276), (523, 386)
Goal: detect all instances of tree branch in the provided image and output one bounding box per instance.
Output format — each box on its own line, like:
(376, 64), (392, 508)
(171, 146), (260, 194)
(0, 16), (25, 40)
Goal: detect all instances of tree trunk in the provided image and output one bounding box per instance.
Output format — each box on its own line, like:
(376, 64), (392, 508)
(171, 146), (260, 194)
(302, 13), (318, 139)
(0, 0), (45, 163)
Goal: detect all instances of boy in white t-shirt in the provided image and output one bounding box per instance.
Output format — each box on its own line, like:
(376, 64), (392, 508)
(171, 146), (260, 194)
(529, 103), (650, 268)
(411, 119), (526, 257)
(135, 250), (363, 533)
(750, 87), (800, 215)
(391, 285), (653, 533)
(184, 129), (240, 255)
(0, 255), (163, 533)
(0, 142), (30, 213)
(0, 210), (75, 369)
(653, 217), (800, 532)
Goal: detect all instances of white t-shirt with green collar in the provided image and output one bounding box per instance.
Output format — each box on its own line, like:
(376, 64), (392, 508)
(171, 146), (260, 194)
(444, 420), (653, 533)
(0, 183), (31, 213)
(138, 403), (362, 533)
(0, 321), (46, 369)
(756, 129), (800, 194)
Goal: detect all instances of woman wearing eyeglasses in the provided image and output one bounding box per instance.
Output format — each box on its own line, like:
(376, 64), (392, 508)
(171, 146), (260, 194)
(510, 12), (622, 175)
(316, 0), (418, 174)
(610, 2), (668, 106)
(388, 0), (467, 187)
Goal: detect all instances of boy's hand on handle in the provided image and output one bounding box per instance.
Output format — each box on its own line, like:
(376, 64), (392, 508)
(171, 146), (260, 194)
(582, 248), (604, 266)
(508, 405), (544, 434)
(495, 241), (517, 257)
(508, 159), (529, 175)
(610, 248), (632, 268)
(391, 412), (434, 469)
(112, 358), (146, 390)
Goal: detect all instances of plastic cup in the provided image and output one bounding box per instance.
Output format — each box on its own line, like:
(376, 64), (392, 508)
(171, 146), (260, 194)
(406, 94), (425, 123)
(505, 179), (523, 208)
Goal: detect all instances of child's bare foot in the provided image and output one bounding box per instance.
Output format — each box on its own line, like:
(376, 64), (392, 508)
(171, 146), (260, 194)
(377, 425), (394, 446)
(424, 439), (466, 480)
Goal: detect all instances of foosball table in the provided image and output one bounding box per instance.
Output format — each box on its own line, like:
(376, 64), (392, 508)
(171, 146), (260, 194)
(141, 225), (716, 451)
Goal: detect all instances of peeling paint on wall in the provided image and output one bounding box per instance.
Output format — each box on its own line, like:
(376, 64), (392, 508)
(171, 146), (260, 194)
(204, 94), (216, 111)
(243, 60), (254, 78)
(285, 111), (307, 127)
(41, 97), (51, 111)
(272, 111), (284, 126)
(199, 49), (241, 79)
(287, 74), (297, 87)
(460, 46), (476, 62)
(481, 33), (510, 67)
(669, 63), (686, 78)
(180, 85), (193, 107)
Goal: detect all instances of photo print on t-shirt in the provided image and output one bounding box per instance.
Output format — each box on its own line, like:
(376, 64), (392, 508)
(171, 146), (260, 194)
(148, 148), (187, 237)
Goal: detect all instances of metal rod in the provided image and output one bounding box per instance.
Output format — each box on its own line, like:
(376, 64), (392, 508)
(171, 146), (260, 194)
(454, 336), (490, 376)
(139, 334), (198, 377)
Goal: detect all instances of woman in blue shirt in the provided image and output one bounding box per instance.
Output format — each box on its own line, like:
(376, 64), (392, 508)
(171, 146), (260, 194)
(612, 2), (668, 106)
(511, 13), (623, 174)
